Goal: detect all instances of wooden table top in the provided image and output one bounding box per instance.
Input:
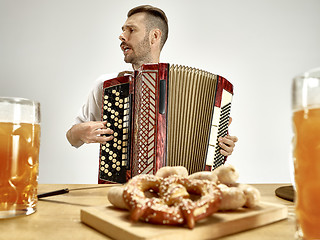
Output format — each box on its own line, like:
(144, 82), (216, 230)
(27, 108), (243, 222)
(0, 184), (295, 240)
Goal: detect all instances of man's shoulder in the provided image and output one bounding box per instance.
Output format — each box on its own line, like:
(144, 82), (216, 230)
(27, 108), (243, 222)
(94, 71), (133, 84)
(95, 72), (119, 84)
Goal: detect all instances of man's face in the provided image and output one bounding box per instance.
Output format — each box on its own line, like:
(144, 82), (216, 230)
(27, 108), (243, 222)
(119, 12), (152, 68)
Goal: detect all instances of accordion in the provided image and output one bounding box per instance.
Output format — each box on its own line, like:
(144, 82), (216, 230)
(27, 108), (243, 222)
(98, 63), (233, 184)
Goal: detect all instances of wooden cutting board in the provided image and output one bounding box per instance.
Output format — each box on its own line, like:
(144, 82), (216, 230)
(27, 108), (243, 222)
(80, 201), (287, 240)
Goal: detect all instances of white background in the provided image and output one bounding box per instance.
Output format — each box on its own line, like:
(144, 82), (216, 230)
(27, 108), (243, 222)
(1, 0), (319, 184)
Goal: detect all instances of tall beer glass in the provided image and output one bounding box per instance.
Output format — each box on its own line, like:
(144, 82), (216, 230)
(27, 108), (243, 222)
(292, 68), (320, 239)
(0, 97), (40, 218)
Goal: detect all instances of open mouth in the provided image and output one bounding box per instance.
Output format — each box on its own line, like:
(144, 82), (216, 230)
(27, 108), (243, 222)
(120, 43), (132, 54)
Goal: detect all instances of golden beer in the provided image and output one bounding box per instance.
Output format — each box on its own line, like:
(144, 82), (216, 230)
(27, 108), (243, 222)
(0, 97), (40, 218)
(0, 122), (40, 216)
(293, 108), (320, 239)
(292, 68), (320, 239)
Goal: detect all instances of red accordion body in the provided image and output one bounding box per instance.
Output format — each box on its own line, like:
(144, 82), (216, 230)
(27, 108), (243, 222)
(98, 63), (233, 184)
(98, 63), (168, 183)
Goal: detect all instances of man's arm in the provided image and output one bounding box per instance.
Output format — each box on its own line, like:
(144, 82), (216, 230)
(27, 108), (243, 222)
(66, 121), (114, 148)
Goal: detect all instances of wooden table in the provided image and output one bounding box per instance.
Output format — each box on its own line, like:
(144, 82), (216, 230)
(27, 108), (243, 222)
(0, 184), (295, 240)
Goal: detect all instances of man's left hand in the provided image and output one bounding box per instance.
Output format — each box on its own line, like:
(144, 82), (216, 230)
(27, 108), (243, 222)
(218, 117), (238, 156)
(218, 135), (238, 156)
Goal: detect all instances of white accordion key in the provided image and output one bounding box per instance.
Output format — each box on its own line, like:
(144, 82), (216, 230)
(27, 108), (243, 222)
(206, 88), (233, 170)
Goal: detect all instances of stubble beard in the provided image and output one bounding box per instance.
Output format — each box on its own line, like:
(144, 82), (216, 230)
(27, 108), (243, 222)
(124, 35), (152, 69)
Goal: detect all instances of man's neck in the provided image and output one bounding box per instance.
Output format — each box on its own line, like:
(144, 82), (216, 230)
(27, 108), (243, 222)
(132, 53), (160, 70)
(132, 60), (159, 70)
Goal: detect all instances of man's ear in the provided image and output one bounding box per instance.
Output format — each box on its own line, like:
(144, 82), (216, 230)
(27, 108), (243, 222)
(150, 28), (162, 45)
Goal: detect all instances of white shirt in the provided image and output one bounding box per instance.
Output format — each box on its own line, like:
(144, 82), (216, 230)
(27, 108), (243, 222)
(74, 73), (119, 124)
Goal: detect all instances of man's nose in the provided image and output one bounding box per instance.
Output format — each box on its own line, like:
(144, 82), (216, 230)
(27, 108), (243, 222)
(119, 32), (126, 42)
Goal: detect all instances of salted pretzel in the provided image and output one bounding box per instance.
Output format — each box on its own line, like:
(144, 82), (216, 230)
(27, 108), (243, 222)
(122, 174), (221, 229)
(155, 166), (188, 178)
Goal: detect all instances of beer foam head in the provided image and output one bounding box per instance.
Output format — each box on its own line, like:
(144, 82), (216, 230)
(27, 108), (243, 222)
(0, 97), (40, 124)
(293, 68), (320, 112)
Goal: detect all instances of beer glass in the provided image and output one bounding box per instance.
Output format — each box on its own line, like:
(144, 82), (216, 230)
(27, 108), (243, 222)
(0, 97), (41, 218)
(292, 68), (320, 239)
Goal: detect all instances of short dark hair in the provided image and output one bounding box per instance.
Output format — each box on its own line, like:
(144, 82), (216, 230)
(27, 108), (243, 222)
(128, 5), (168, 50)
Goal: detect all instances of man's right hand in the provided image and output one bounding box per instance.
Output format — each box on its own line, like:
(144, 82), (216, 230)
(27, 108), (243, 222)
(66, 121), (114, 148)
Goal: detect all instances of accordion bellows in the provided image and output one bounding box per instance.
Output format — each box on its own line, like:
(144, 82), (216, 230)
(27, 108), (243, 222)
(98, 63), (233, 183)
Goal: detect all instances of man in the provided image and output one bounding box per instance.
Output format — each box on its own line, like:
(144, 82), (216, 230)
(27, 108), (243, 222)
(66, 5), (238, 156)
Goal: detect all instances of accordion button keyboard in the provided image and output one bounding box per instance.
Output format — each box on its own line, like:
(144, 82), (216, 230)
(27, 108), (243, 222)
(99, 83), (131, 183)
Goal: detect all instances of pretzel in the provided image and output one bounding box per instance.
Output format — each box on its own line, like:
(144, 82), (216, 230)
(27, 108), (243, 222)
(217, 184), (246, 211)
(155, 166), (188, 178)
(238, 184), (261, 208)
(188, 171), (218, 183)
(107, 186), (128, 210)
(122, 174), (162, 221)
(123, 174), (221, 229)
(214, 164), (239, 186)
